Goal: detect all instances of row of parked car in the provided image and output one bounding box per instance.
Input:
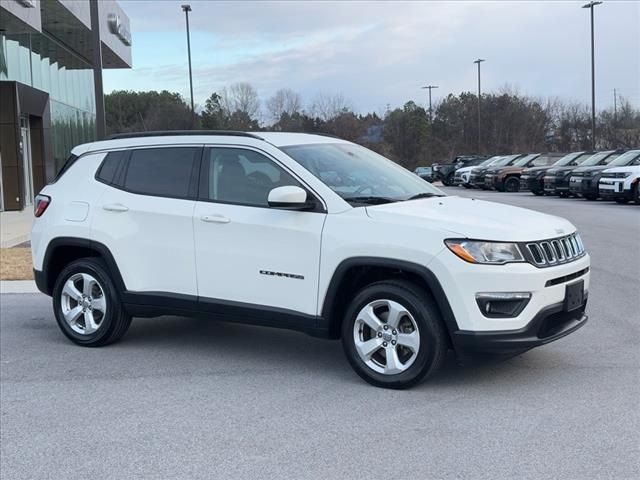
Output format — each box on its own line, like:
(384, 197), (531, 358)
(417, 149), (640, 204)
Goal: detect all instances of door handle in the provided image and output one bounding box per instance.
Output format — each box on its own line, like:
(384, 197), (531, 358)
(200, 214), (230, 224)
(102, 203), (129, 212)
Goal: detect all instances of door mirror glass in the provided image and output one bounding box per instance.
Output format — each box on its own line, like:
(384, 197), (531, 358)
(268, 186), (314, 210)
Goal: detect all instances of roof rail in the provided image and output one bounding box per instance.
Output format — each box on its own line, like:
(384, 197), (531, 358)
(106, 130), (264, 140)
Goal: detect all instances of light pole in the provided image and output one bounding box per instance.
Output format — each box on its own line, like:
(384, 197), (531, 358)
(473, 59), (485, 153)
(421, 85), (439, 123)
(582, 1), (602, 150)
(181, 4), (195, 127)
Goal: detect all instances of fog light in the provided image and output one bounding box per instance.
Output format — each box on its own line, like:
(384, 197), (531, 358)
(476, 292), (531, 318)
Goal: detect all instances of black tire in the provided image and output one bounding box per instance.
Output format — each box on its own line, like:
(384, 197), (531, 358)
(532, 189), (544, 196)
(341, 280), (448, 389)
(614, 197), (629, 204)
(634, 182), (640, 205)
(584, 193), (597, 201)
(462, 184), (472, 189)
(558, 191), (569, 198)
(504, 177), (520, 193)
(442, 172), (455, 186)
(52, 258), (132, 347)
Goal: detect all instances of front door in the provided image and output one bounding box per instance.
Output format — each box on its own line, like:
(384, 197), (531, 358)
(193, 146), (326, 316)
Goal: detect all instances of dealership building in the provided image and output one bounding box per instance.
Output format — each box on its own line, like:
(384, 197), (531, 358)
(0, 0), (131, 211)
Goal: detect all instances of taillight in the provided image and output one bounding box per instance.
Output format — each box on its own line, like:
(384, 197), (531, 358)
(34, 194), (51, 217)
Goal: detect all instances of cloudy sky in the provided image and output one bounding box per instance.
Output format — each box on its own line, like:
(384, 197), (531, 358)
(104, 0), (640, 115)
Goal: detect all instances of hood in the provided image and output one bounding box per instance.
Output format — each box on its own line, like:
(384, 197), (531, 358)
(571, 165), (609, 175)
(602, 165), (640, 174)
(523, 165), (553, 175)
(547, 166), (577, 176)
(495, 166), (523, 175)
(456, 165), (478, 174)
(365, 196), (576, 242)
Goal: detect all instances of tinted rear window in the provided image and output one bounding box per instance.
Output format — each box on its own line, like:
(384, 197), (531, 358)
(96, 150), (127, 184)
(123, 147), (199, 198)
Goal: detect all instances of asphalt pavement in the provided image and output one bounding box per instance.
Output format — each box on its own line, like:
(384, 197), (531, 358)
(1, 188), (639, 480)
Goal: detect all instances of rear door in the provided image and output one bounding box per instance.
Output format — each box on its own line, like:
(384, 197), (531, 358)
(91, 146), (201, 296)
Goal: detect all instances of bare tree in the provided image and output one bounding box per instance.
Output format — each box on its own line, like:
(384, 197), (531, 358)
(266, 88), (303, 122)
(220, 82), (260, 119)
(310, 92), (353, 121)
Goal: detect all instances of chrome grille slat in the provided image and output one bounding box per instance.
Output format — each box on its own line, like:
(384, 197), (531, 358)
(524, 232), (586, 268)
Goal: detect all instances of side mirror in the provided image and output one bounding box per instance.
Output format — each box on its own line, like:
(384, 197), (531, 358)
(268, 186), (316, 210)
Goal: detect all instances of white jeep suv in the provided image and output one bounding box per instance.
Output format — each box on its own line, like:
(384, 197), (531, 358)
(31, 132), (590, 389)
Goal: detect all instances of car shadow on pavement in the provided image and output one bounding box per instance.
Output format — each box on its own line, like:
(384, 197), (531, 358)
(118, 315), (555, 389)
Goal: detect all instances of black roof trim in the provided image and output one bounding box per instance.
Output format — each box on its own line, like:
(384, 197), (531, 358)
(106, 130), (263, 140)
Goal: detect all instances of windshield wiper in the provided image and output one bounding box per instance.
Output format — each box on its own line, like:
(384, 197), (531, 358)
(343, 196), (398, 205)
(406, 192), (445, 200)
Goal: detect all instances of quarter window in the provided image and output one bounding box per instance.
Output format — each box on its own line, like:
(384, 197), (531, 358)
(203, 148), (300, 207)
(124, 147), (199, 198)
(96, 150), (126, 184)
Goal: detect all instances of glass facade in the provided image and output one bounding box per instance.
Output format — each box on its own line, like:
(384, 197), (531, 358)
(0, 33), (96, 172)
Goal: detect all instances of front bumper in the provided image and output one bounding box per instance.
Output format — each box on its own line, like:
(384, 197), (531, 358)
(569, 177), (597, 196)
(544, 176), (570, 194)
(520, 175), (543, 192)
(599, 178), (629, 199)
(469, 174), (488, 189)
(453, 298), (588, 356)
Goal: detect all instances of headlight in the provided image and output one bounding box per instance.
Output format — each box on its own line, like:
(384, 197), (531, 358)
(445, 240), (525, 265)
(614, 172), (632, 178)
(583, 171), (593, 178)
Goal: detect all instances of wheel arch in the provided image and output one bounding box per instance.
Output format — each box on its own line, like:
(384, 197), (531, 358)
(40, 237), (126, 296)
(321, 257), (459, 342)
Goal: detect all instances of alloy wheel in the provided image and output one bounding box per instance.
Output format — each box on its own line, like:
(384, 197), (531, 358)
(60, 273), (107, 335)
(353, 299), (420, 375)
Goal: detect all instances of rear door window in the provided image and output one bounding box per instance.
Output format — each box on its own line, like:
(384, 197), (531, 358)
(123, 147), (200, 199)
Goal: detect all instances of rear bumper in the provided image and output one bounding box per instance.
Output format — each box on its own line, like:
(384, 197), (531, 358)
(34, 269), (50, 296)
(453, 298), (588, 356)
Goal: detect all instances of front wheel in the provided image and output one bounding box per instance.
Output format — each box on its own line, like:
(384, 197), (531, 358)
(634, 183), (640, 205)
(442, 172), (455, 186)
(504, 177), (520, 192)
(341, 280), (448, 389)
(52, 258), (132, 347)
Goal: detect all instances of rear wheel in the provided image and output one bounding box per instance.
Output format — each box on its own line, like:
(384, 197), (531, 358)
(341, 280), (448, 389)
(52, 258), (132, 347)
(504, 177), (520, 192)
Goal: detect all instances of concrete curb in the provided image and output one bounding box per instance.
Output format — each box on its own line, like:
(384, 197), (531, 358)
(0, 280), (40, 294)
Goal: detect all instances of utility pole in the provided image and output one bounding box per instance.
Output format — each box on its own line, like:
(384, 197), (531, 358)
(182, 4), (195, 127)
(473, 59), (485, 154)
(582, 1), (602, 150)
(613, 88), (617, 123)
(421, 85), (439, 123)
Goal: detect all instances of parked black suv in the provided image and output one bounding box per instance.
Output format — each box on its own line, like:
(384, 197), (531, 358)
(544, 150), (622, 197)
(432, 155), (487, 186)
(569, 149), (639, 200)
(468, 154), (524, 189)
(521, 151), (594, 195)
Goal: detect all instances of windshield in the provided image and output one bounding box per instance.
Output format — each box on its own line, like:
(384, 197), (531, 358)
(282, 143), (444, 204)
(492, 154), (521, 167)
(554, 151), (586, 166)
(481, 156), (503, 166)
(580, 151), (615, 166)
(607, 150), (639, 166)
(514, 154), (539, 167)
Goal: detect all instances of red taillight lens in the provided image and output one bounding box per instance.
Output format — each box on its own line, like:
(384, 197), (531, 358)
(34, 194), (51, 217)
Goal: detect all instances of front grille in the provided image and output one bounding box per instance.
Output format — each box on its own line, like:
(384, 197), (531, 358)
(523, 232), (586, 268)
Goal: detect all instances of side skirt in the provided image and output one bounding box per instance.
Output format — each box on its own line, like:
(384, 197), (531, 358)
(121, 291), (330, 338)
